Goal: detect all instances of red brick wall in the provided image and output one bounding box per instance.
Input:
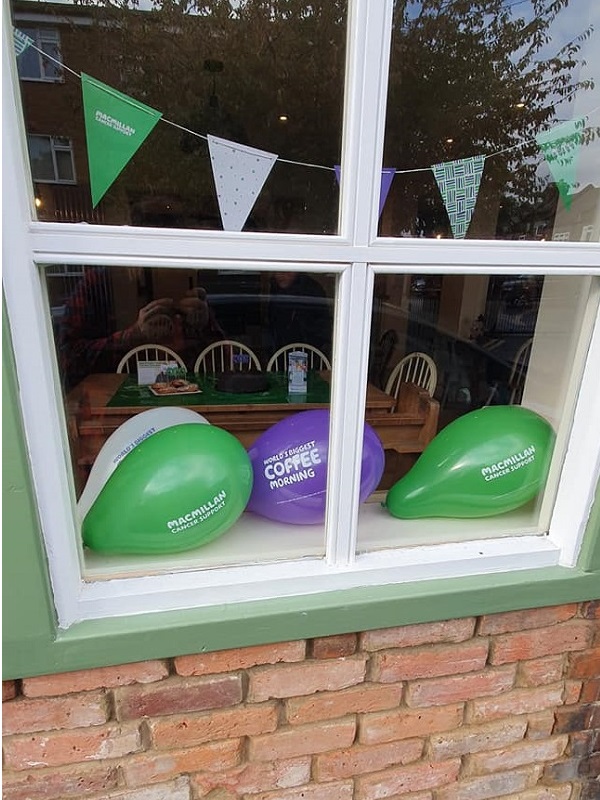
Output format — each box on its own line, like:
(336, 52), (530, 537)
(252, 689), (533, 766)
(3, 601), (599, 800)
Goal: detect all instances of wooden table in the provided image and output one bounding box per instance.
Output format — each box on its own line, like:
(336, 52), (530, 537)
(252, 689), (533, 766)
(66, 372), (439, 494)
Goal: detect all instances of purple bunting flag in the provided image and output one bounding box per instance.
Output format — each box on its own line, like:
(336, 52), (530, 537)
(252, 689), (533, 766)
(334, 166), (396, 219)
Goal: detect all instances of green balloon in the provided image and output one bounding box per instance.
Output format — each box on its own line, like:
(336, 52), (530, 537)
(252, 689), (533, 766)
(83, 424), (253, 554)
(384, 406), (555, 519)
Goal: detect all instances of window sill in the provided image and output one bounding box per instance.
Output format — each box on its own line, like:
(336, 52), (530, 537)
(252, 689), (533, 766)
(83, 500), (541, 582)
(4, 561), (600, 680)
(75, 533), (558, 624)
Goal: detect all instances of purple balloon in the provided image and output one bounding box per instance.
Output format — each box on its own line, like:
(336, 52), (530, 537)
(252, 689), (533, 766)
(247, 410), (385, 524)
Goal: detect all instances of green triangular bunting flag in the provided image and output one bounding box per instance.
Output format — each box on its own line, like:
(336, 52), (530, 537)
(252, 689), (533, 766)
(13, 28), (34, 57)
(431, 155), (485, 239)
(81, 74), (162, 207)
(536, 117), (585, 211)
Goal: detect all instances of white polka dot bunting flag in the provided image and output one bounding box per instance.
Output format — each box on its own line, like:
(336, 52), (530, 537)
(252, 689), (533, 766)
(208, 135), (278, 232)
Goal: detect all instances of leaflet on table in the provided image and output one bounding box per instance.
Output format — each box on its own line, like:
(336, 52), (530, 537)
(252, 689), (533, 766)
(136, 361), (186, 385)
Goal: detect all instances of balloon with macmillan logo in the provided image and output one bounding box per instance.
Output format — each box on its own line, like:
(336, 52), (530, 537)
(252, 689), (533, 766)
(384, 406), (555, 519)
(247, 409), (385, 524)
(77, 407), (209, 524)
(82, 423), (253, 554)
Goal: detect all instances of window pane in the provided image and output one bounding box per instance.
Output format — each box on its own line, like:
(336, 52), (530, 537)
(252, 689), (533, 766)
(16, 27), (62, 81)
(54, 148), (74, 181)
(45, 265), (336, 574)
(17, 33), (42, 79)
(12, 1), (347, 232)
(358, 272), (597, 550)
(39, 37), (62, 80)
(379, 1), (599, 241)
(27, 135), (55, 181)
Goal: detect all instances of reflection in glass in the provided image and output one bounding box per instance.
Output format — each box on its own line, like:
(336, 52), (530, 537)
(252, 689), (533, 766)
(360, 272), (596, 548)
(11, 0), (347, 233)
(380, 0), (599, 241)
(27, 135), (56, 181)
(48, 267), (335, 392)
(17, 26), (62, 81)
(46, 265), (335, 570)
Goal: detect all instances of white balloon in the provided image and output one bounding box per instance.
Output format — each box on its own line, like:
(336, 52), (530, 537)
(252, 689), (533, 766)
(77, 407), (209, 523)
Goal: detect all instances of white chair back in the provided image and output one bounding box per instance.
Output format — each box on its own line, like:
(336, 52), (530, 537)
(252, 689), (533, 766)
(116, 345), (186, 374)
(194, 340), (261, 373)
(384, 351), (438, 402)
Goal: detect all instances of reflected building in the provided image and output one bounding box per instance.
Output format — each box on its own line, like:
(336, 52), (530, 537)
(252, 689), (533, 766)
(11, 0), (346, 232)
(552, 184), (600, 243)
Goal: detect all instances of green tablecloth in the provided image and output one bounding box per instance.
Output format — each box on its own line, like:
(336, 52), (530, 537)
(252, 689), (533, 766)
(106, 371), (330, 408)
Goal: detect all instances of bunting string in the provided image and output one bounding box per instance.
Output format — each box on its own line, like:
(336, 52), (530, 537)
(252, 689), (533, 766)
(21, 37), (81, 79)
(13, 27), (600, 236)
(18, 32), (599, 176)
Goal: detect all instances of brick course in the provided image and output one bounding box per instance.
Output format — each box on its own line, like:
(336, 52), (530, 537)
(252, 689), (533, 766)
(120, 739), (243, 787)
(2, 691), (109, 735)
(191, 757), (312, 797)
(21, 662), (169, 697)
(370, 639), (489, 683)
(114, 674), (243, 721)
(247, 655), (367, 702)
(286, 683), (403, 726)
(174, 641), (305, 677)
(490, 621), (593, 665)
(2, 600), (598, 800)
(148, 703), (279, 749)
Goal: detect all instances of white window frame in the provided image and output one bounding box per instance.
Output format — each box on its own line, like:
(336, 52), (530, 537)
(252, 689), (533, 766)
(27, 133), (76, 184)
(17, 26), (63, 82)
(3, 1), (600, 629)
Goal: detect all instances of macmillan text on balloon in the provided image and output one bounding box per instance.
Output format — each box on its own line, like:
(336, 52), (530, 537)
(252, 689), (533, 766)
(481, 445), (536, 482)
(167, 489), (228, 533)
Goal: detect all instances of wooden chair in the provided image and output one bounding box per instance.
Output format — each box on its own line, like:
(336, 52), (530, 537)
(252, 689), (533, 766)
(116, 344), (186, 374)
(384, 352), (438, 409)
(194, 340), (261, 373)
(266, 343), (331, 372)
(509, 338), (533, 405)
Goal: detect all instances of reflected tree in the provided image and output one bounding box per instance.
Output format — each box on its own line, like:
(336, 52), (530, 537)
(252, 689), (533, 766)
(71, 0), (347, 230)
(17, 0), (594, 234)
(383, 0), (595, 237)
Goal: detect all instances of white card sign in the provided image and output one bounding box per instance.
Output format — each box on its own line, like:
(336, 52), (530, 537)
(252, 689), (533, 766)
(137, 360), (182, 385)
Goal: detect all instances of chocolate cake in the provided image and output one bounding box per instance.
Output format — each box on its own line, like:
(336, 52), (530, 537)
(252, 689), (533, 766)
(215, 371), (269, 393)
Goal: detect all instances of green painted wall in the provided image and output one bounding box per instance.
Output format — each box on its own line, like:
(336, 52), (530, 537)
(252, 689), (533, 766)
(3, 306), (599, 679)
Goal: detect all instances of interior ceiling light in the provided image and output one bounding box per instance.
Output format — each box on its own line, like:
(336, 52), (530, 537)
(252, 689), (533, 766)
(34, 197), (42, 208)
(278, 115), (288, 122)
(446, 138), (454, 143)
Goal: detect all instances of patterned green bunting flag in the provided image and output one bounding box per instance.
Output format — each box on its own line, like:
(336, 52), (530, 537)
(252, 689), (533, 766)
(81, 74), (162, 207)
(431, 155), (485, 239)
(13, 28), (34, 57)
(536, 118), (585, 211)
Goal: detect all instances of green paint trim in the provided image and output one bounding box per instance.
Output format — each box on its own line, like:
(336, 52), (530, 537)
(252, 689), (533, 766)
(4, 566), (600, 678)
(2, 307), (58, 653)
(578, 482), (600, 571)
(3, 304), (600, 679)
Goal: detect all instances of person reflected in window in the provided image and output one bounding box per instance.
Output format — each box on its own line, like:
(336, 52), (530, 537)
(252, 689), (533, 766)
(267, 272), (332, 357)
(57, 267), (225, 390)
